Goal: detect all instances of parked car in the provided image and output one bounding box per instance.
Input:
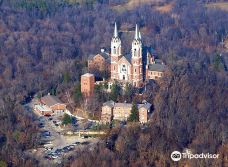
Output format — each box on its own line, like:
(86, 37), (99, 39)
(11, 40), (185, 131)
(69, 145), (75, 149)
(74, 142), (81, 145)
(44, 155), (50, 159)
(54, 149), (62, 155)
(45, 147), (53, 151)
(38, 123), (45, 128)
(41, 131), (51, 137)
(81, 141), (90, 145)
(63, 147), (69, 153)
(51, 155), (58, 159)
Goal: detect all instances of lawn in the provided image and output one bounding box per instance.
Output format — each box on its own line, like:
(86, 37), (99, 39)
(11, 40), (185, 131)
(206, 2), (228, 12)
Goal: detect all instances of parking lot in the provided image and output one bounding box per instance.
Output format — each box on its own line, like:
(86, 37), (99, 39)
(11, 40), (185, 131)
(24, 101), (99, 165)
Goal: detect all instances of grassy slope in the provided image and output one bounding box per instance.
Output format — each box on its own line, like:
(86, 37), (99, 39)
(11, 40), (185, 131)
(206, 2), (228, 12)
(112, 0), (167, 13)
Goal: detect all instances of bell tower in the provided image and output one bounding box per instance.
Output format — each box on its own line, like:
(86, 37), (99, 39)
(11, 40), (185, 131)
(132, 24), (143, 87)
(111, 22), (121, 80)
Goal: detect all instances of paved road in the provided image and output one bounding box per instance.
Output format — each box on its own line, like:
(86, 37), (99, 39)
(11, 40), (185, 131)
(23, 100), (99, 166)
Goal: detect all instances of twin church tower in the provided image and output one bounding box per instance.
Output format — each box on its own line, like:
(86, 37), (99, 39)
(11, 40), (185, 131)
(111, 22), (143, 87)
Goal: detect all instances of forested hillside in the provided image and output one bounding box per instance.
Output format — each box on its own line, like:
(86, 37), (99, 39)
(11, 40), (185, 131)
(0, 0), (227, 166)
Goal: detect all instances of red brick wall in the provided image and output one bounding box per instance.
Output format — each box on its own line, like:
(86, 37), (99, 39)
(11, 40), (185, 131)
(88, 54), (109, 72)
(81, 74), (95, 97)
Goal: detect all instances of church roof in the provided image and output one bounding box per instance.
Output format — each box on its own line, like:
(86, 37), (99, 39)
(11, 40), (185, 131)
(124, 53), (132, 63)
(118, 54), (132, 64)
(148, 63), (166, 72)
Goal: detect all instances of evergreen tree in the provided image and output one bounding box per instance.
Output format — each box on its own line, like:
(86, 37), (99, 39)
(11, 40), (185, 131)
(128, 102), (139, 122)
(110, 83), (120, 101)
(62, 113), (72, 125)
(124, 83), (134, 102)
(63, 71), (70, 83)
(74, 83), (82, 104)
(50, 87), (56, 95)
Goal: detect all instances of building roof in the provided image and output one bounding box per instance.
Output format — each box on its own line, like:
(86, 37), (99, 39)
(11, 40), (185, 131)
(106, 57), (111, 63)
(41, 94), (64, 107)
(124, 53), (132, 63)
(88, 54), (95, 60)
(82, 73), (94, 77)
(102, 100), (151, 111)
(138, 102), (152, 110)
(114, 103), (132, 108)
(35, 104), (52, 112)
(88, 52), (110, 63)
(103, 100), (115, 108)
(154, 59), (163, 64)
(148, 63), (166, 72)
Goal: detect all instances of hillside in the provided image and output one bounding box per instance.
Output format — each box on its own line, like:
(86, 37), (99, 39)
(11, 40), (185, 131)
(206, 2), (228, 12)
(112, 0), (169, 13)
(0, 0), (227, 167)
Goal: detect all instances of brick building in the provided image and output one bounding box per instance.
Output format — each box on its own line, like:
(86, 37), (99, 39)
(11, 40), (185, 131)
(34, 105), (52, 116)
(101, 100), (151, 124)
(81, 73), (95, 97)
(39, 94), (66, 115)
(113, 103), (132, 121)
(88, 50), (111, 77)
(138, 102), (152, 123)
(101, 100), (115, 124)
(145, 52), (166, 80)
(110, 23), (166, 87)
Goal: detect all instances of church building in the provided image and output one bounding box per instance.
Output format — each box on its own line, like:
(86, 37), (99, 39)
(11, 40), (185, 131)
(111, 23), (144, 87)
(110, 23), (166, 87)
(87, 22), (166, 88)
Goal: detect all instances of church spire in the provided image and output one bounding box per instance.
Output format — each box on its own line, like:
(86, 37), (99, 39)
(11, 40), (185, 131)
(135, 24), (139, 40)
(139, 31), (141, 40)
(114, 22), (118, 38)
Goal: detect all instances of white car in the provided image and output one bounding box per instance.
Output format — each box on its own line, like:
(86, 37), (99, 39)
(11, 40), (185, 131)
(51, 155), (58, 159)
(45, 147), (53, 151)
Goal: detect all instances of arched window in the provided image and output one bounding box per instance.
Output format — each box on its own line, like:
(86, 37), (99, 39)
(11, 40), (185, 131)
(134, 49), (136, 57)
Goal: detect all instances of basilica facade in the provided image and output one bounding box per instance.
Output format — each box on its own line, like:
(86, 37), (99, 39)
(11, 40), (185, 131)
(88, 23), (166, 88)
(111, 23), (144, 87)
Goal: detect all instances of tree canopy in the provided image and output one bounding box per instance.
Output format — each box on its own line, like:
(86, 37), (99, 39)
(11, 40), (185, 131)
(128, 102), (139, 122)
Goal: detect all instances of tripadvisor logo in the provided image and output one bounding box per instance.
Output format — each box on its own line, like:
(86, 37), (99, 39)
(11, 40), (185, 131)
(171, 151), (182, 161)
(170, 150), (219, 161)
